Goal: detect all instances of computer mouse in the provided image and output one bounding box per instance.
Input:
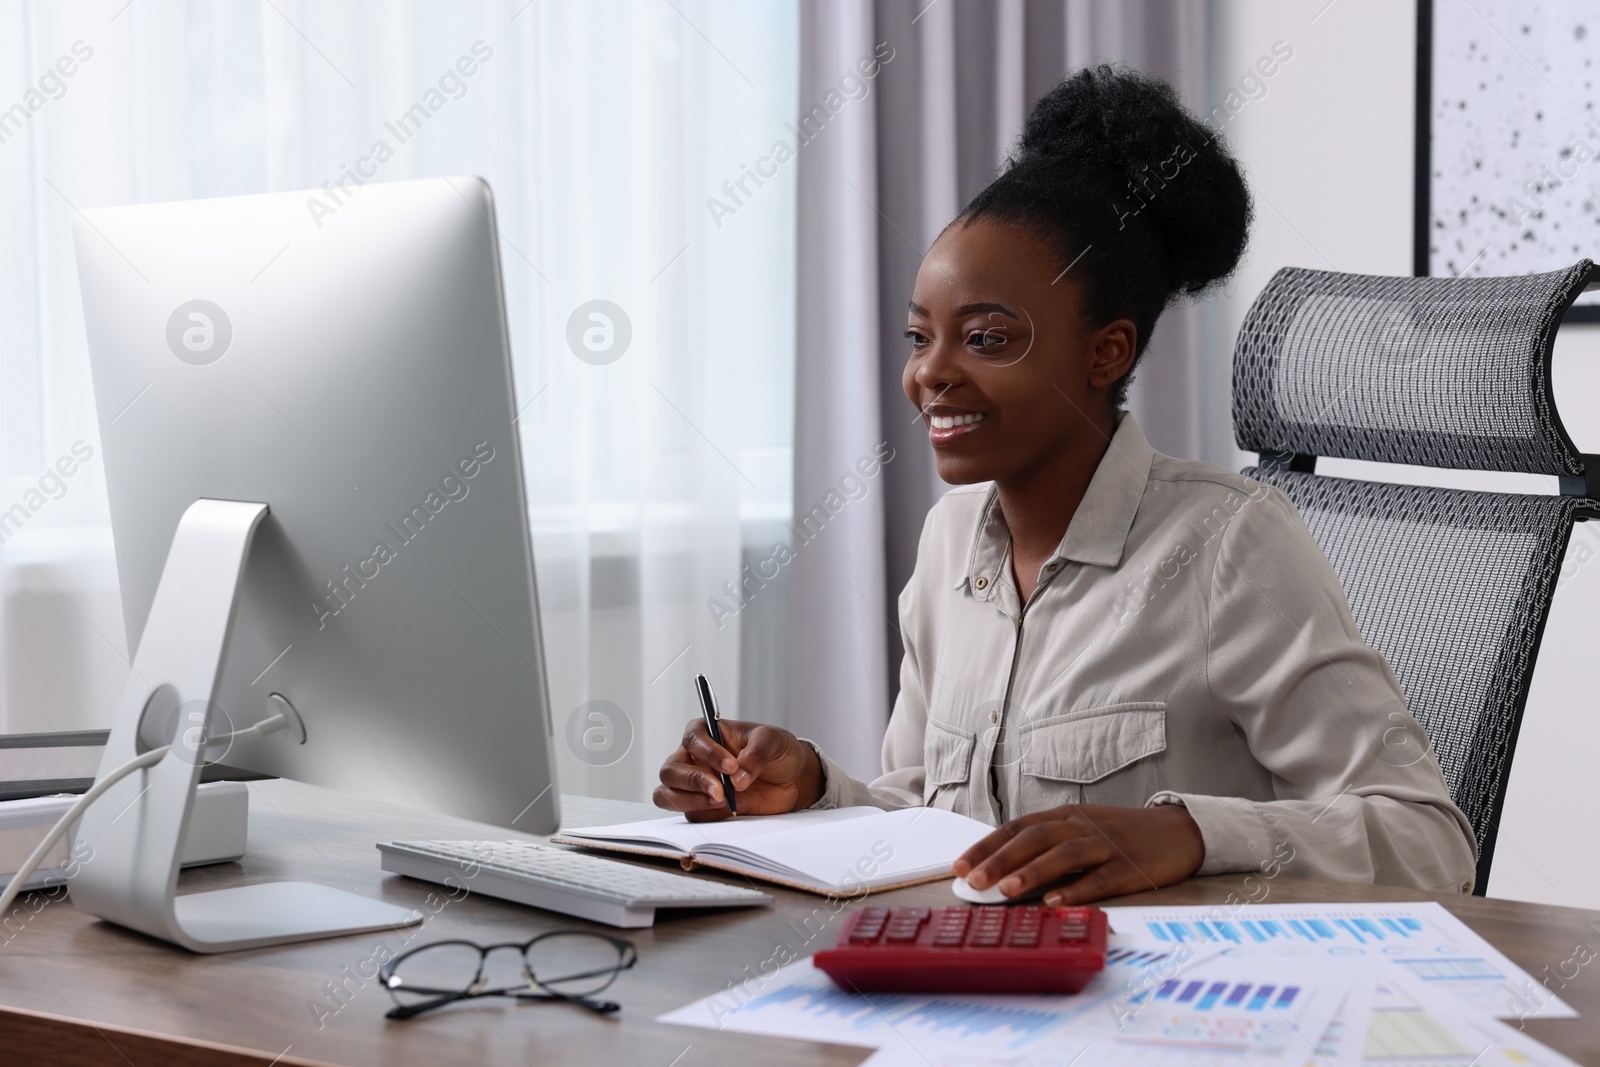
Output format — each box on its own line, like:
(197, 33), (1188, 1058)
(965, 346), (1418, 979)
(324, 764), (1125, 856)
(951, 876), (1011, 905)
(951, 871), (1085, 906)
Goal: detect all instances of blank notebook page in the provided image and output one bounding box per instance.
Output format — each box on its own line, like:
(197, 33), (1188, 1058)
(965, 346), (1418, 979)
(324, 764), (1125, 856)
(704, 807), (992, 888)
(560, 805), (878, 854)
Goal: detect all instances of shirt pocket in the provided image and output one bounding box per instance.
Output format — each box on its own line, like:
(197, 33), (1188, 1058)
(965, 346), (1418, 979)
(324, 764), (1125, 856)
(1018, 701), (1168, 789)
(922, 717), (975, 808)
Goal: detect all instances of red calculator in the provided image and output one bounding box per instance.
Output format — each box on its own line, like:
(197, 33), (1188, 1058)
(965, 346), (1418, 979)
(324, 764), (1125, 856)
(812, 904), (1108, 994)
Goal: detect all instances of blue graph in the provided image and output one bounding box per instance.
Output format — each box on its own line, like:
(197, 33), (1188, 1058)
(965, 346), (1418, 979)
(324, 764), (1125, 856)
(738, 983), (1083, 1047)
(1146, 914), (1426, 946)
(740, 984), (917, 1031)
(1140, 978), (1299, 1012)
(897, 1000), (1074, 1041)
(1394, 957), (1504, 981)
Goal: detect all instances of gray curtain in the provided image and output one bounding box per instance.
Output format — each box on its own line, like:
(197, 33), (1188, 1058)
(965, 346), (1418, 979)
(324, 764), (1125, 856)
(789, 0), (1210, 778)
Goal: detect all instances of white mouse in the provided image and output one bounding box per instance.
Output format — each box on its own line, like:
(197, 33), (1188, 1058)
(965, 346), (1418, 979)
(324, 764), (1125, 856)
(951, 876), (1015, 905)
(951, 872), (1084, 905)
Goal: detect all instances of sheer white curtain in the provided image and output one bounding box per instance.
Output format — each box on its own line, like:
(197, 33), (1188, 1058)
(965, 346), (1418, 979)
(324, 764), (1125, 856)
(0, 0), (798, 803)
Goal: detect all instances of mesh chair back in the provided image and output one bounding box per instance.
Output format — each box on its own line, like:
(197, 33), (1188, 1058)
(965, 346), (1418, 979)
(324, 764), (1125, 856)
(1232, 263), (1598, 892)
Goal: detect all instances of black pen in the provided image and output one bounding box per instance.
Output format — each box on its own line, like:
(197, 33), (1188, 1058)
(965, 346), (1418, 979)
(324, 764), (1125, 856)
(694, 673), (737, 815)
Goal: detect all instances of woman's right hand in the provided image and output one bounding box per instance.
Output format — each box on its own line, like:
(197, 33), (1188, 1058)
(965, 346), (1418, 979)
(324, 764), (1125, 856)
(653, 718), (824, 821)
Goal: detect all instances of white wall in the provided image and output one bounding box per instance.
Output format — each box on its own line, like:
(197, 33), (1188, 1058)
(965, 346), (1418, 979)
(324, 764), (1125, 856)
(1210, 0), (1600, 907)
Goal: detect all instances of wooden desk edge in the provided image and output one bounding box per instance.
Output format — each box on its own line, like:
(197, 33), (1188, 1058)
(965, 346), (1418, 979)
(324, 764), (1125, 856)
(0, 1002), (341, 1067)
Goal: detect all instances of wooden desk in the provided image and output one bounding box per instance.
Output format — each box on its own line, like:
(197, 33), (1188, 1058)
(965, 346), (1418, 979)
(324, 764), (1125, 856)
(1, 780), (1596, 1066)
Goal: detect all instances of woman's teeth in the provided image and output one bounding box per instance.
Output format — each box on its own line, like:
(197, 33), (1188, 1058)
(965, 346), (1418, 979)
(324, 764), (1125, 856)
(930, 413), (984, 429)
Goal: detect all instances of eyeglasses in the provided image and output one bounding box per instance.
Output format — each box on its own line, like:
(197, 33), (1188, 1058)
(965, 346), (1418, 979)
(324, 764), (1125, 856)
(380, 930), (639, 1020)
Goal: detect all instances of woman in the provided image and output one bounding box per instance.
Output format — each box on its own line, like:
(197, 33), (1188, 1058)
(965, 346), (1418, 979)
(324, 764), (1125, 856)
(654, 65), (1477, 906)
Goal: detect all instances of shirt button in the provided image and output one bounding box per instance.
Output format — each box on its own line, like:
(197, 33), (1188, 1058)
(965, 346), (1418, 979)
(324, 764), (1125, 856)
(1046, 562), (1057, 571)
(974, 577), (988, 590)
(1461, 882), (1472, 894)
(989, 711), (999, 723)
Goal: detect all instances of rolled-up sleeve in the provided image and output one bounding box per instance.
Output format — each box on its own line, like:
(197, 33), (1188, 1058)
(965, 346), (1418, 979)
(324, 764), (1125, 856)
(1156, 489), (1478, 893)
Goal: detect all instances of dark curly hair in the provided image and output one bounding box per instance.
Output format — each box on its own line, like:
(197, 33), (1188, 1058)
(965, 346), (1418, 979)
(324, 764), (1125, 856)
(958, 64), (1252, 407)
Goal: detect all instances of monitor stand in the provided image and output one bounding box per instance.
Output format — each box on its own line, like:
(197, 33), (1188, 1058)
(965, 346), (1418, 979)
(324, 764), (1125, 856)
(71, 498), (424, 953)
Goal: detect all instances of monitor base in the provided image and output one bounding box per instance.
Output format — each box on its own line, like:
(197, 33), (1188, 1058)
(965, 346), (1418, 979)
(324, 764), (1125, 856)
(71, 499), (423, 954)
(173, 883), (421, 952)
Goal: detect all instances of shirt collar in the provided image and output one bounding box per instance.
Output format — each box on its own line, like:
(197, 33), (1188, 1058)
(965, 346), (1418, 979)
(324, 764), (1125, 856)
(958, 412), (1156, 596)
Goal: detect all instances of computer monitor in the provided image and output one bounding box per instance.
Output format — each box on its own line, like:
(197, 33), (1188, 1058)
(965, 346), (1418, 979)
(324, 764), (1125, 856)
(67, 177), (560, 952)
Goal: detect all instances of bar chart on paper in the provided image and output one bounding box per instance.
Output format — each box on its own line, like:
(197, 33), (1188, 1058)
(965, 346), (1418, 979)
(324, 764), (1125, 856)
(659, 946), (1179, 1054)
(1109, 956), (1359, 1063)
(1142, 977), (1302, 1012)
(1138, 914), (1427, 947)
(850, 960), (1357, 1067)
(1101, 902), (1575, 1021)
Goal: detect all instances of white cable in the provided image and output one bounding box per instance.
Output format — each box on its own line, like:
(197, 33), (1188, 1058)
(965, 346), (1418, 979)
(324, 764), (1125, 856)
(0, 712), (288, 921)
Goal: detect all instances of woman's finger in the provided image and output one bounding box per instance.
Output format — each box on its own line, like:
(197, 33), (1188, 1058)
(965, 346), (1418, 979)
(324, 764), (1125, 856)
(966, 821), (1089, 890)
(651, 784), (731, 818)
(994, 837), (1115, 897)
(1043, 857), (1128, 907)
(681, 720), (739, 776)
(953, 806), (1080, 877)
(953, 825), (1017, 877)
(731, 726), (792, 789)
(658, 758), (726, 801)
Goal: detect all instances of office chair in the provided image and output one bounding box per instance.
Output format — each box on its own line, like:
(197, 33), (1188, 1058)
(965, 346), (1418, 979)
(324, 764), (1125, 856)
(1232, 261), (1600, 894)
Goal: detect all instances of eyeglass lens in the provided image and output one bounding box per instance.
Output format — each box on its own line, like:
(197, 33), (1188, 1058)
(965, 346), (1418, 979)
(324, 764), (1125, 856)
(387, 932), (631, 1008)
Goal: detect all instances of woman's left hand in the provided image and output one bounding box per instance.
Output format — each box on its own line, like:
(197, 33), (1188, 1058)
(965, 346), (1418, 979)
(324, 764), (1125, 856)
(952, 804), (1206, 906)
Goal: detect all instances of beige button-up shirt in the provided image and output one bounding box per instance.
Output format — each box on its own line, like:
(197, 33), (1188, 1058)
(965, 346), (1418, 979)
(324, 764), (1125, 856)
(810, 413), (1478, 893)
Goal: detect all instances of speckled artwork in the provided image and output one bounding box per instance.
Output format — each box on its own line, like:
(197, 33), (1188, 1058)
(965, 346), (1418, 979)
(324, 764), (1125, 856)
(1429, 0), (1600, 306)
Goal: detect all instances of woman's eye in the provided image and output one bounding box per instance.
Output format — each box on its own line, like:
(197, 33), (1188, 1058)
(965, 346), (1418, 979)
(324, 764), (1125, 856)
(903, 329), (929, 349)
(968, 330), (1007, 350)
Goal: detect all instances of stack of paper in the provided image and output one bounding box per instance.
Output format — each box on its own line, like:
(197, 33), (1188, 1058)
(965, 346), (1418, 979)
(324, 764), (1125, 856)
(659, 901), (1583, 1067)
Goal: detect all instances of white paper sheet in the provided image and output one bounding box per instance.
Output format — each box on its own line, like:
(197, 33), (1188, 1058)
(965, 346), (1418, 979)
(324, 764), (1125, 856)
(660, 947), (1364, 1067)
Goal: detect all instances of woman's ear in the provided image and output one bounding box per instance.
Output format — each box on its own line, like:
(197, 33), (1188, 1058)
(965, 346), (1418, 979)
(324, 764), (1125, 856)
(1086, 318), (1138, 390)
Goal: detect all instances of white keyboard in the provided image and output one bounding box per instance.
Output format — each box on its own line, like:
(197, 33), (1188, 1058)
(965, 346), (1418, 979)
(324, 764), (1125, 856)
(377, 839), (773, 928)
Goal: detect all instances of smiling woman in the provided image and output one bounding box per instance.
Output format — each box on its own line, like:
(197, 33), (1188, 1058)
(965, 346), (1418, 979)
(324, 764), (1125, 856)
(656, 64), (1480, 907)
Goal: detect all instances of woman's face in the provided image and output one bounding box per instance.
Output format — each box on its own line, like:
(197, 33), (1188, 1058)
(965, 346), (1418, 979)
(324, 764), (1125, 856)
(903, 217), (1136, 487)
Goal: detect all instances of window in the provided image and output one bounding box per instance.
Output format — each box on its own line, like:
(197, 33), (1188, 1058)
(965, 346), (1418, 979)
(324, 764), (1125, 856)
(0, 0), (797, 802)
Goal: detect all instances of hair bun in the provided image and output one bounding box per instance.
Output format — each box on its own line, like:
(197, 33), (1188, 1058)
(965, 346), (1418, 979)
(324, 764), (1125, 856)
(1013, 64), (1250, 297)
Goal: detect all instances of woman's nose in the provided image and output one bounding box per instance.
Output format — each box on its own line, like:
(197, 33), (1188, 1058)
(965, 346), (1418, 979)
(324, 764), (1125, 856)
(914, 336), (964, 392)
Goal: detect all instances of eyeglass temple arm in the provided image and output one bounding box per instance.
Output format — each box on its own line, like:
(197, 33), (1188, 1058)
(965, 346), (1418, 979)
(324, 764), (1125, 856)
(512, 989), (621, 1014)
(386, 986), (622, 1021)
(385, 990), (477, 1020)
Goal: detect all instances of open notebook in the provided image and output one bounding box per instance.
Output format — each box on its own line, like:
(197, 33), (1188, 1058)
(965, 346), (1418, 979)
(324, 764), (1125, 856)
(552, 806), (993, 896)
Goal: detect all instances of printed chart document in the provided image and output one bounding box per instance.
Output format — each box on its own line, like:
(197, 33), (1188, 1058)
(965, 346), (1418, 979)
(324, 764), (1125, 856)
(1100, 901), (1576, 1022)
(660, 949), (1366, 1067)
(554, 805), (992, 895)
(1358, 971), (1581, 1067)
(850, 973), (1583, 1067)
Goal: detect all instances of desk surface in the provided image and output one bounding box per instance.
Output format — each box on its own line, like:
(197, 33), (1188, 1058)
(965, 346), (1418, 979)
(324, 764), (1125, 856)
(1, 780), (1596, 1066)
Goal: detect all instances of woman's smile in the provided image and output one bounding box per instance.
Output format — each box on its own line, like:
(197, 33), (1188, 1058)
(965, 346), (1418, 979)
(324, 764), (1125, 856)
(924, 405), (988, 446)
